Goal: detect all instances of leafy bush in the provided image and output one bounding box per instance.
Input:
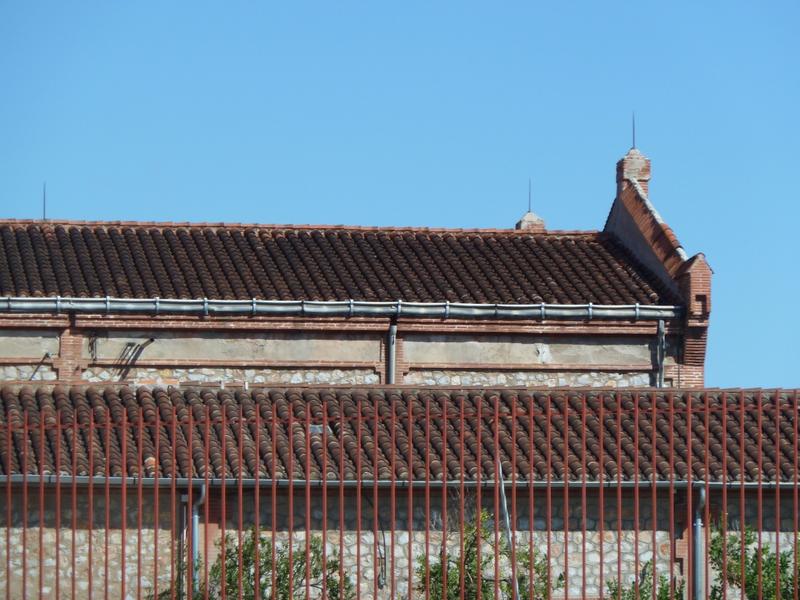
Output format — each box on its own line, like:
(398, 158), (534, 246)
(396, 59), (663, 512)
(709, 515), (799, 600)
(604, 560), (684, 600)
(152, 529), (355, 600)
(416, 509), (564, 600)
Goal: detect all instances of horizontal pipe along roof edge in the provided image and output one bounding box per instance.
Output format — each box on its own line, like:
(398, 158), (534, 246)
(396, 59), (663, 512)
(0, 296), (683, 320)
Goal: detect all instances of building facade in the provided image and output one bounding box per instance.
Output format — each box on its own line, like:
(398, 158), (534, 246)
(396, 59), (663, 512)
(0, 149), (710, 388)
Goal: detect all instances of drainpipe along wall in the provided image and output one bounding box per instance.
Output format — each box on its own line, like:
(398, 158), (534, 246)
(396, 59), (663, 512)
(386, 322), (397, 384)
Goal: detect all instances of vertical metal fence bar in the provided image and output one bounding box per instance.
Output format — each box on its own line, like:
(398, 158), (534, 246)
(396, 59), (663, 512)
(288, 395), (295, 600)
(667, 391), (675, 600)
(106, 409), (113, 600)
(738, 390), (745, 600)
(686, 392), (694, 600)
(120, 406), (127, 600)
(89, 402), (95, 598)
(774, 391), (781, 600)
(3, 418), (9, 600)
(320, 392), (329, 600)
(337, 393), (345, 600)
(304, 400), (311, 600)
(615, 392), (623, 597)
(190, 406), (198, 598)
(633, 391), (641, 600)
(650, 391), (657, 600)
(271, 393), (278, 600)
(253, 398), (261, 600)
(153, 398), (160, 600)
(757, 391), (763, 600)
(580, 392), (587, 600)
(598, 394), (605, 599)
(459, 394), (466, 600)
(703, 391), (711, 600)
(169, 405), (176, 600)
(238, 404), (244, 600)
(137, 406), (144, 600)
(389, 391), (396, 600)
(562, 394), (570, 600)
(358, 397), (364, 600)
(545, 393), (552, 598)
(793, 389), (799, 600)
(407, 393), (414, 600)
(721, 392), (728, 600)
(476, 393), (483, 600)
(372, 395), (380, 600)
(55, 409), (62, 598)
(492, 394), (500, 600)
(442, 392), (449, 600)
(203, 404), (210, 600)
(72, 408), (78, 600)
(510, 394), (518, 600)
(22, 410), (27, 600)
(220, 404), (227, 600)
(526, 393), (534, 600)
(37, 411), (44, 600)
(355, 396), (362, 600)
(425, 393), (432, 600)
(187, 400), (194, 599)
(6, 408), (13, 600)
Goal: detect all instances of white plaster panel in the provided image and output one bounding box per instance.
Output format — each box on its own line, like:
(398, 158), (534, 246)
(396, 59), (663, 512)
(84, 331), (381, 362)
(0, 329), (60, 358)
(403, 334), (652, 366)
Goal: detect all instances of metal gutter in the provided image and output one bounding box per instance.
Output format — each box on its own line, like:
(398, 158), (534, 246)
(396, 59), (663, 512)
(0, 296), (682, 321)
(2, 475), (796, 491)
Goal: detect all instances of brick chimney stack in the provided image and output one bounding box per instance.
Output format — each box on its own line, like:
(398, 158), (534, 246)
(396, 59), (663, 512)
(616, 148), (651, 197)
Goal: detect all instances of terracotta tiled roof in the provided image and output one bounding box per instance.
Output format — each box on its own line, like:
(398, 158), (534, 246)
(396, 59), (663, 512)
(0, 221), (678, 304)
(1, 386), (797, 483)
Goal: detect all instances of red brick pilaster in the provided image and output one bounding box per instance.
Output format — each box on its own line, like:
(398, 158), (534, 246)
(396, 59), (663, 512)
(51, 327), (87, 383)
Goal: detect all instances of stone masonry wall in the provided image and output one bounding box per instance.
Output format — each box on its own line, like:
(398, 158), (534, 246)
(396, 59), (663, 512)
(404, 370), (653, 388)
(81, 366), (380, 386)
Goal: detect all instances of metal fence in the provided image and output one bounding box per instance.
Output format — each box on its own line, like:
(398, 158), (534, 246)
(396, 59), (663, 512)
(0, 388), (798, 599)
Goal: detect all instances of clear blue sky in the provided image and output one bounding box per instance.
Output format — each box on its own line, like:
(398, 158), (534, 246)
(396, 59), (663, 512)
(1, 3), (798, 388)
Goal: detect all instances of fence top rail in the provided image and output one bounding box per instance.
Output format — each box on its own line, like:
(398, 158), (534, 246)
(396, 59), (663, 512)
(1, 474), (798, 490)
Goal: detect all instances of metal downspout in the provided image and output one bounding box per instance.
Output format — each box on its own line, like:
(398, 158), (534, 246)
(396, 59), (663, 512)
(191, 484), (207, 594)
(178, 494), (187, 598)
(386, 322), (397, 384)
(693, 485), (707, 600)
(656, 319), (666, 388)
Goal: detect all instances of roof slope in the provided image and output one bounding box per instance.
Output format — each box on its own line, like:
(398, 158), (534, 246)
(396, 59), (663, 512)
(0, 221), (678, 305)
(1, 386), (796, 483)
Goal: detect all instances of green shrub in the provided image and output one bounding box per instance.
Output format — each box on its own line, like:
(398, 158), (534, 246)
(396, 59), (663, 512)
(604, 560), (684, 600)
(152, 529), (355, 600)
(709, 515), (799, 600)
(416, 509), (564, 600)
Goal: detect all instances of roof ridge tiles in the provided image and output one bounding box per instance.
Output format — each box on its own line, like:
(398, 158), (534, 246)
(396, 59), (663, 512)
(0, 218), (598, 237)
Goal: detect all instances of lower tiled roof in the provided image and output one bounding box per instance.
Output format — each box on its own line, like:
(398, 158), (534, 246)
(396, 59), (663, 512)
(0, 386), (797, 483)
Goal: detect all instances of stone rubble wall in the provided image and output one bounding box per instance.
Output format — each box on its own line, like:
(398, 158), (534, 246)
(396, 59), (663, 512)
(0, 364), (57, 381)
(81, 366), (380, 386)
(404, 370), (653, 387)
